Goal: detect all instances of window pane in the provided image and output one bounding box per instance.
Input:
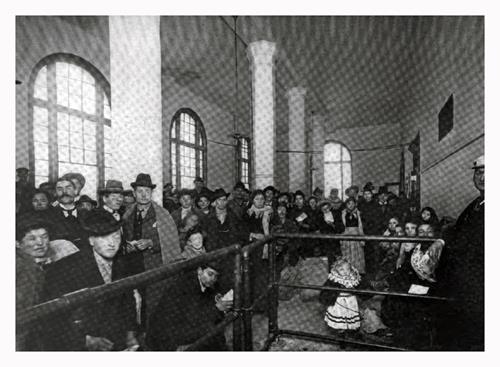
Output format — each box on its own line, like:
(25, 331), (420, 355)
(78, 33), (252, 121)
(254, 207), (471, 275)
(104, 125), (112, 140)
(70, 116), (83, 131)
(82, 98), (95, 114)
(82, 83), (95, 100)
(69, 78), (82, 97)
(34, 124), (48, 143)
(57, 112), (69, 131)
(84, 134), (96, 150)
(104, 103), (111, 120)
(56, 62), (69, 77)
(69, 64), (81, 80)
(342, 163), (352, 193)
(34, 142), (48, 160)
(70, 131), (83, 148)
(33, 106), (48, 126)
(35, 159), (49, 176)
(83, 120), (96, 135)
(82, 70), (95, 85)
(342, 146), (351, 161)
(57, 128), (69, 146)
(58, 145), (69, 162)
(69, 93), (82, 111)
(171, 122), (176, 139)
(324, 162), (341, 199)
(104, 139), (112, 154)
(85, 150), (96, 165)
(70, 148), (84, 163)
(56, 78), (69, 107)
(324, 143), (341, 162)
(34, 80), (48, 101)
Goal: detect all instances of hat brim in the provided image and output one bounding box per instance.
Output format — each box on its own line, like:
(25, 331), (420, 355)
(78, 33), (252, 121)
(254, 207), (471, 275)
(472, 165), (484, 169)
(98, 188), (124, 194)
(211, 193), (230, 202)
(131, 183), (156, 189)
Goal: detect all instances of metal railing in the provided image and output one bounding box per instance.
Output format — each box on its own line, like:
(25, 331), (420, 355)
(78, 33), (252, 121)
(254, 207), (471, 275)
(17, 233), (451, 352)
(17, 244), (244, 351)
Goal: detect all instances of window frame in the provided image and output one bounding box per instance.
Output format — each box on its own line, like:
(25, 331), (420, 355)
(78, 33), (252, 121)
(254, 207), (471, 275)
(28, 53), (111, 194)
(323, 141), (352, 200)
(236, 137), (251, 189)
(169, 108), (207, 189)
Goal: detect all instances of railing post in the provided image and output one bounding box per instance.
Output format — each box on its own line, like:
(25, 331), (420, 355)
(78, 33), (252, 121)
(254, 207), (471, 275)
(242, 249), (253, 351)
(232, 246), (243, 351)
(268, 239), (278, 338)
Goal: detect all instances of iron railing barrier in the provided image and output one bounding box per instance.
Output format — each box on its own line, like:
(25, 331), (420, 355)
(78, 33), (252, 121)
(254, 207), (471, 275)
(18, 233), (451, 351)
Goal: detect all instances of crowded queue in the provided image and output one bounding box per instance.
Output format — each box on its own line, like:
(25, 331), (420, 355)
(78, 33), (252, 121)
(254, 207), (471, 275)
(15, 155), (484, 351)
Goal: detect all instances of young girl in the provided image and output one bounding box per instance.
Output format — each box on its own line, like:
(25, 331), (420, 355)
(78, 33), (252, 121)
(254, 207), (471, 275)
(340, 198), (365, 274)
(180, 225), (206, 260)
(320, 258), (362, 332)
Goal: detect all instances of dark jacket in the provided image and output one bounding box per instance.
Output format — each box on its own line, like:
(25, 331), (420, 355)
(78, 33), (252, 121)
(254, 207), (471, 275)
(314, 209), (344, 234)
(42, 245), (137, 350)
(46, 205), (88, 245)
(146, 271), (226, 351)
(358, 200), (384, 235)
(16, 249), (46, 351)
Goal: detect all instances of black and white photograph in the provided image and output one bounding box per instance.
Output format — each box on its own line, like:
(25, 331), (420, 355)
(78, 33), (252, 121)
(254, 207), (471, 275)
(6, 1), (497, 360)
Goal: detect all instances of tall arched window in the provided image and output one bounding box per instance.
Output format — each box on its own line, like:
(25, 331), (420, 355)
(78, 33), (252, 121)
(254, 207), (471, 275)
(236, 137), (251, 189)
(324, 142), (352, 199)
(30, 54), (111, 197)
(170, 109), (207, 189)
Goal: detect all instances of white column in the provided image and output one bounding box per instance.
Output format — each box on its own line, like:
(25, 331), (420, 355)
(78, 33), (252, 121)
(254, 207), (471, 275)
(311, 114), (326, 194)
(109, 16), (163, 203)
(247, 41), (277, 189)
(287, 87), (307, 192)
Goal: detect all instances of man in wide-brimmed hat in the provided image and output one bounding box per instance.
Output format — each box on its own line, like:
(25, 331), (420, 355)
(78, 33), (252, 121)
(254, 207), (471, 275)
(121, 173), (181, 330)
(43, 209), (138, 351)
(97, 180), (125, 222)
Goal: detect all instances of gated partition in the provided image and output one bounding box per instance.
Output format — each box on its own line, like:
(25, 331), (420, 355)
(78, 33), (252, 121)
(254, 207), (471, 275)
(17, 234), (451, 351)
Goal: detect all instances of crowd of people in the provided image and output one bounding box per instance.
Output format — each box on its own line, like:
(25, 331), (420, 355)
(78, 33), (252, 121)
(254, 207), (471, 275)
(15, 155), (484, 351)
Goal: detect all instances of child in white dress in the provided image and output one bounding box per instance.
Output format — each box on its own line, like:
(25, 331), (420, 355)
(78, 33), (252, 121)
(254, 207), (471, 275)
(319, 258), (362, 333)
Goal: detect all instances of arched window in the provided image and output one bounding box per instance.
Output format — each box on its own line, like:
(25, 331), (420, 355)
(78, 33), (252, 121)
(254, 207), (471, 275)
(30, 54), (111, 197)
(324, 142), (352, 199)
(236, 137), (251, 189)
(170, 109), (207, 189)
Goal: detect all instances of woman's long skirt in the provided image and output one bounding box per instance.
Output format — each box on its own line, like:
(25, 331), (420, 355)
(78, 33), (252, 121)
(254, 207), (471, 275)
(340, 227), (366, 274)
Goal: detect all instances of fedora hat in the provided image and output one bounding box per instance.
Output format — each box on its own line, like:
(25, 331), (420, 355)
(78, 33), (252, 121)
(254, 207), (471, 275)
(81, 208), (122, 236)
(131, 173), (156, 189)
(76, 194), (97, 207)
(98, 180), (124, 194)
(211, 188), (230, 202)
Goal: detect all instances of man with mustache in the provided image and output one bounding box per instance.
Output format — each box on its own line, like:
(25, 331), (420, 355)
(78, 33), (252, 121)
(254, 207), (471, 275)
(46, 177), (87, 246)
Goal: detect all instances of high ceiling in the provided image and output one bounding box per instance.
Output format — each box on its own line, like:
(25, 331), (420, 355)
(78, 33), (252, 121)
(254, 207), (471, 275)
(56, 16), (482, 133)
(159, 16), (449, 133)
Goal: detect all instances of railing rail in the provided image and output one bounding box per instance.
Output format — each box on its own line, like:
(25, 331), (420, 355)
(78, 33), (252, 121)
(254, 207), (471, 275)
(17, 244), (241, 327)
(18, 232), (452, 351)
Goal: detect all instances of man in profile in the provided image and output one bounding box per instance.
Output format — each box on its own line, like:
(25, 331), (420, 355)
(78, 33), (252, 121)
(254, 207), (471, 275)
(146, 262), (232, 351)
